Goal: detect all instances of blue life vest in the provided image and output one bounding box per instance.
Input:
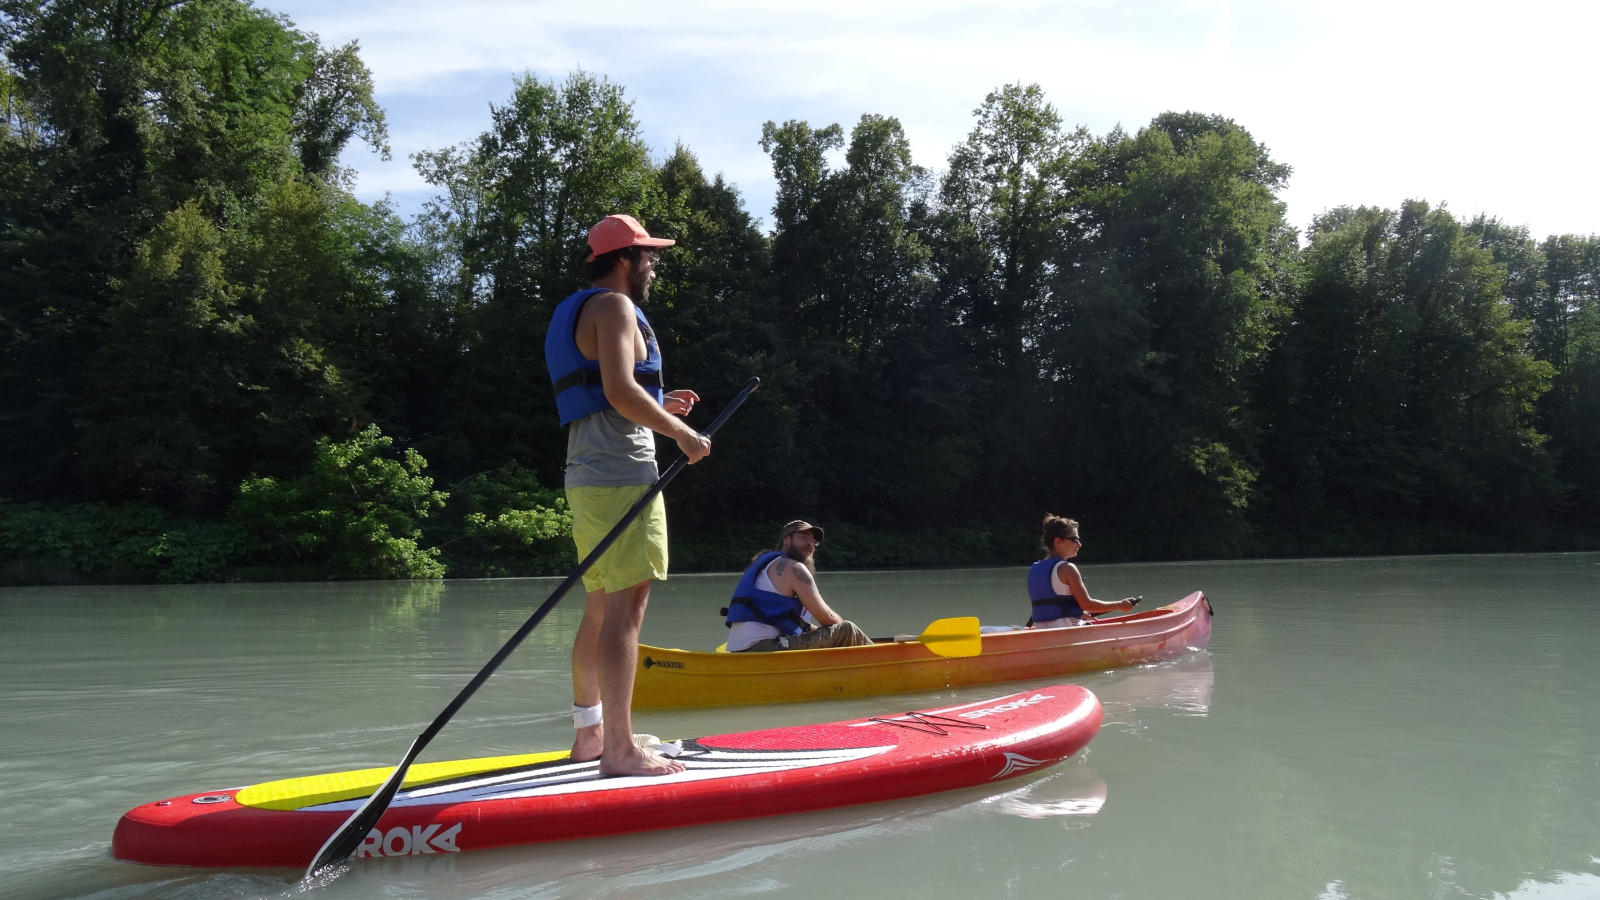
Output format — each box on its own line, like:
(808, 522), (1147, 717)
(725, 551), (808, 636)
(545, 287), (665, 426)
(1027, 558), (1084, 621)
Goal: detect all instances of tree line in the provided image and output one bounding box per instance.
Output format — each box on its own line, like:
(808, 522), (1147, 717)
(3, 0), (1597, 583)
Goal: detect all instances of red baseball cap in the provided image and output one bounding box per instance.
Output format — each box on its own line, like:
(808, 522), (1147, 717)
(585, 214), (675, 261)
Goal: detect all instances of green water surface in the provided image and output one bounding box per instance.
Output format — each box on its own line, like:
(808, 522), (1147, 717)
(2, 553), (1597, 900)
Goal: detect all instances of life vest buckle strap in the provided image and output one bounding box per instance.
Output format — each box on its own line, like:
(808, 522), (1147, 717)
(728, 596), (805, 629)
(552, 368), (663, 396)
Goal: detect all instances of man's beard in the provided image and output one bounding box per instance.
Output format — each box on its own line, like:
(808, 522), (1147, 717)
(628, 267), (651, 302)
(782, 547), (814, 568)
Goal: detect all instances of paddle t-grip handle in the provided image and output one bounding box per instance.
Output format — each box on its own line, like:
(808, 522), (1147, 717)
(302, 377), (761, 882)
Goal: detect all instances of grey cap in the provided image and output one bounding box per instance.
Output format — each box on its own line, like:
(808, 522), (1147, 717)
(778, 520), (825, 543)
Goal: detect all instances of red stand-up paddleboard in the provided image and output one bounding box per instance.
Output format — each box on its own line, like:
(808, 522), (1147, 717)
(114, 685), (1101, 868)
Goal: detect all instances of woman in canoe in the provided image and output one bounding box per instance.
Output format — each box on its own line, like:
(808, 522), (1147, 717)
(1028, 515), (1136, 628)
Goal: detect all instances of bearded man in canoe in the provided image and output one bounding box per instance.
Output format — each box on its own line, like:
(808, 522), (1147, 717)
(724, 520), (874, 652)
(1028, 514), (1137, 628)
(546, 214), (711, 777)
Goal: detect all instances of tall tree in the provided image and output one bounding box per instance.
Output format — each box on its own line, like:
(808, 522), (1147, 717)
(1051, 112), (1297, 555)
(291, 37), (389, 183)
(1, 0), (402, 508)
(1256, 202), (1558, 545)
(936, 84), (1080, 350)
(640, 146), (794, 529)
(929, 85), (1082, 520)
(761, 113), (974, 522)
(1533, 234), (1600, 523)
(413, 70), (658, 482)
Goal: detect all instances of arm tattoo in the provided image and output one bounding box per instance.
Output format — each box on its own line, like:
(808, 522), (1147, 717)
(774, 559), (787, 578)
(795, 565), (813, 586)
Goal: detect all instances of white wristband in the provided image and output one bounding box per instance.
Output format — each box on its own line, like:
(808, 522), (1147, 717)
(571, 703), (602, 729)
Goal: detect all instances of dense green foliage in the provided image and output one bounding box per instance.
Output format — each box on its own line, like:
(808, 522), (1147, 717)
(230, 425), (446, 578)
(3, 0), (1597, 583)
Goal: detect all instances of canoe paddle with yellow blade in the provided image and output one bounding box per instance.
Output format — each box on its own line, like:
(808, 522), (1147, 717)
(714, 617), (983, 656)
(890, 616), (983, 658)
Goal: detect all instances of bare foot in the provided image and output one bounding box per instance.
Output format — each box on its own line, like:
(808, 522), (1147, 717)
(598, 742), (686, 777)
(571, 724), (603, 762)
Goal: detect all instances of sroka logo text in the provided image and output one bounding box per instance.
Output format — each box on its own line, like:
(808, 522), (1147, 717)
(356, 823), (462, 857)
(956, 693), (1054, 719)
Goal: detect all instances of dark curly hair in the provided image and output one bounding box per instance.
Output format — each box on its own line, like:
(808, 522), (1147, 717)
(1040, 513), (1079, 551)
(584, 245), (646, 282)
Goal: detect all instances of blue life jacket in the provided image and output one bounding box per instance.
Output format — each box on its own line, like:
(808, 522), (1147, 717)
(725, 551), (808, 636)
(545, 287), (665, 426)
(1027, 558), (1085, 621)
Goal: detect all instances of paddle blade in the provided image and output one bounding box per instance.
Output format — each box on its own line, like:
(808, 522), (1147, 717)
(302, 736), (422, 881)
(916, 617), (982, 658)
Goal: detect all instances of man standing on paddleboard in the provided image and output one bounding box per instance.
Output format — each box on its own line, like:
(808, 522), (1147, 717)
(546, 214), (709, 777)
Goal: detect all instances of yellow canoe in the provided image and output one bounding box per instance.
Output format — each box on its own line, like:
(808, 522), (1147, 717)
(634, 590), (1214, 708)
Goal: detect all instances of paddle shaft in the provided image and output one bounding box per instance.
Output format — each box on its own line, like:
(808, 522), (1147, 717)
(303, 376), (761, 881)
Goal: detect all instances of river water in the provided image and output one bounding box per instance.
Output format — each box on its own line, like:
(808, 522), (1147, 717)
(3, 553), (1598, 900)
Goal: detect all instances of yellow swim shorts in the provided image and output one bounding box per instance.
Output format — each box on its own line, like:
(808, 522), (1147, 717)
(566, 485), (668, 593)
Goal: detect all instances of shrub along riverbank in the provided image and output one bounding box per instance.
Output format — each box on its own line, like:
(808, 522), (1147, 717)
(0, 425), (1042, 584)
(3, 422), (1590, 586)
(4, 0), (1599, 585)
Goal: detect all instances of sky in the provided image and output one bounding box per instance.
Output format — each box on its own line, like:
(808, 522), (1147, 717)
(266, 0), (1597, 240)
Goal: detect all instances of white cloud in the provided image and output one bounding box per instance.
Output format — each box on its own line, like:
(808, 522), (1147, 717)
(272, 0), (1599, 239)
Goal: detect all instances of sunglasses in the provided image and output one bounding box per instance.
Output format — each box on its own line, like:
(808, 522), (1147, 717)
(1064, 535), (1082, 546)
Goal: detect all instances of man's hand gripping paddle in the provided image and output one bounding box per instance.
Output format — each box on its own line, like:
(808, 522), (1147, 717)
(301, 377), (761, 885)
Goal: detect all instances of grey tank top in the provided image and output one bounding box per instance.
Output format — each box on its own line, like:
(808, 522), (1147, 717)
(565, 408), (659, 488)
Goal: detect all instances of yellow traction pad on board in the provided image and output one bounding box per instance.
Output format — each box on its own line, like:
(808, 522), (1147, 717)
(234, 750), (570, 811)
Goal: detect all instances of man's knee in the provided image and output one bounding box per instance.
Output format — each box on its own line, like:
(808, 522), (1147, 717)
(839, 621), (872, 646)
(820, 621), (871, 648)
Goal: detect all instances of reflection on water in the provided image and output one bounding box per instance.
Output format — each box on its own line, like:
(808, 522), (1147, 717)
(983, 761), (1107, 819)
(4, 553), (1599, 900)
(337, 783), (1014, 900)
(1092, 654), (1215, 716)
(1500, 870), (1600, 899)
(1321, 870), (1600, 900)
